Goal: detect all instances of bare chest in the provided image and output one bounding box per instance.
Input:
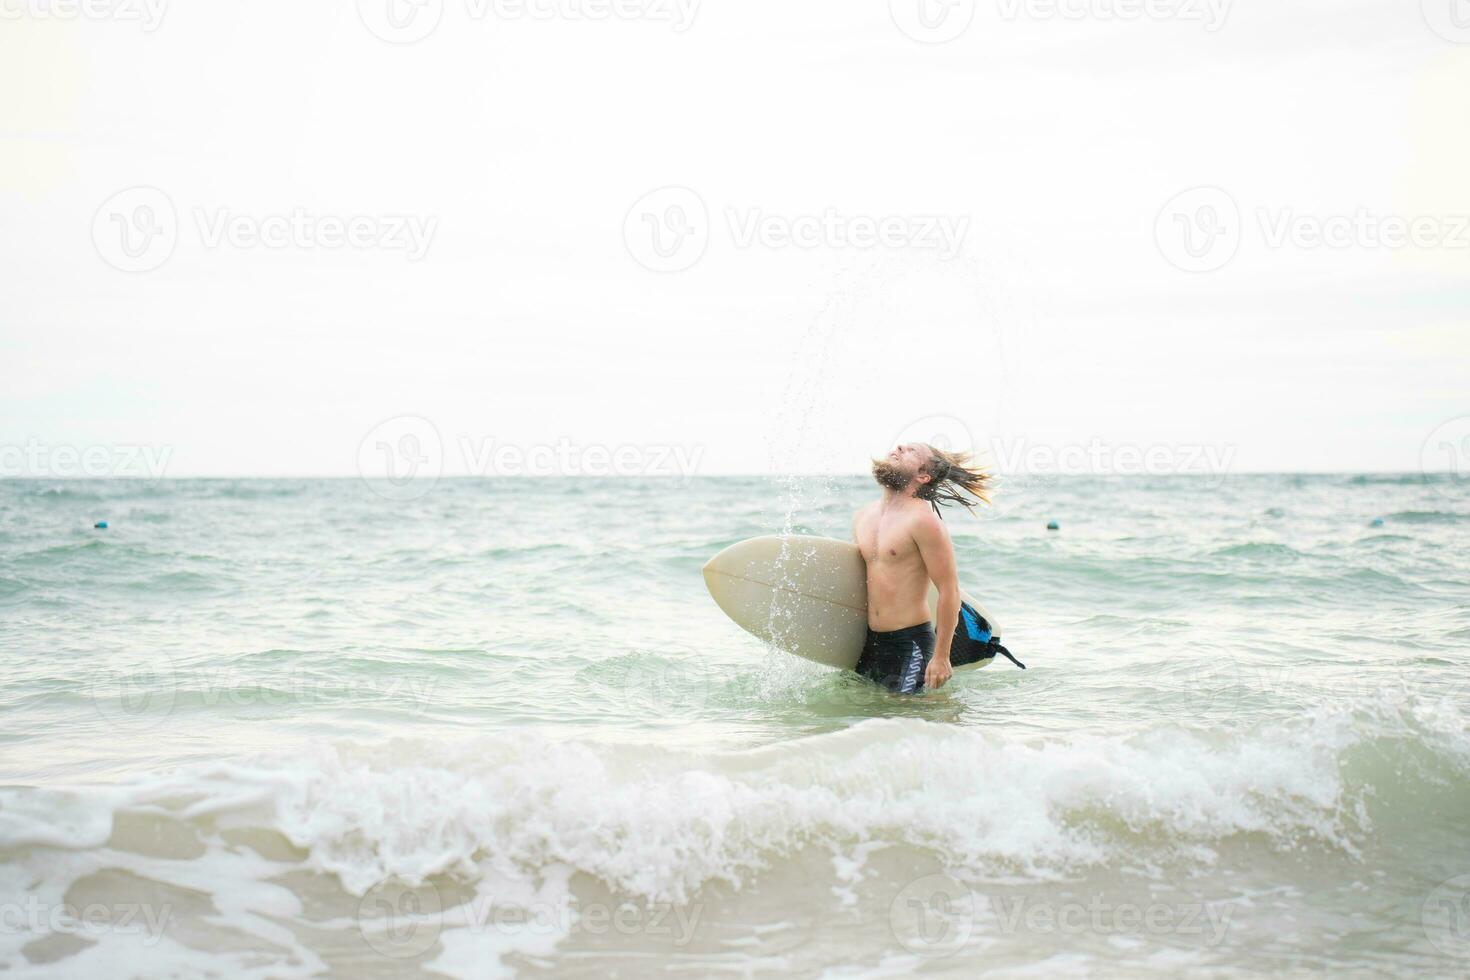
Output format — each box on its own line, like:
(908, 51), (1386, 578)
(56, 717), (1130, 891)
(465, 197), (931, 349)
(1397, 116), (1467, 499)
(855, 513), (919, 566)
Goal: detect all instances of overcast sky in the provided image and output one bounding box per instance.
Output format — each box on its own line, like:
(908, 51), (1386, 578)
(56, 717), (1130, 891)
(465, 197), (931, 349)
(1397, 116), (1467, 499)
(2, 0), (1467, 479)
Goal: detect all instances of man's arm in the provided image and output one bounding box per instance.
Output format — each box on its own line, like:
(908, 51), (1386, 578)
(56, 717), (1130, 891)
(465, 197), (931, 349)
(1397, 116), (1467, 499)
(913, 515), (960, 688)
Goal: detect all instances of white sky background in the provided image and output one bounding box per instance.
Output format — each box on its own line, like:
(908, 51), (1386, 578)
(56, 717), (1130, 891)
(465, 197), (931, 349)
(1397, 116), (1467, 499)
(1, 0), (1467, 477)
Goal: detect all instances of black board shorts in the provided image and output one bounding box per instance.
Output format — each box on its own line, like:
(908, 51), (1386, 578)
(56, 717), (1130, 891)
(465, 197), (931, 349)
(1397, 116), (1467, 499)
(855, 621), (935, 694)
(853, 602), (1026, 694)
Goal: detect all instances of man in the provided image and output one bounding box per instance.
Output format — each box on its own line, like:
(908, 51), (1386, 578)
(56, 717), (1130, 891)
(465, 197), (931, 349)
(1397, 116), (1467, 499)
(850, 442), (992, 693)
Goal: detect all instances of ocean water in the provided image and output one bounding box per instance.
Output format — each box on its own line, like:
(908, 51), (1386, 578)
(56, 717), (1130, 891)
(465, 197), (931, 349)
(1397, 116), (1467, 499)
(1, 474), (1467, 978)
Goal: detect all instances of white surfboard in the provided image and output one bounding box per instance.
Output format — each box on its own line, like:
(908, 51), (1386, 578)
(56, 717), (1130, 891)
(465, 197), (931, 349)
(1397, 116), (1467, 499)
(701, 534), (1002, 672)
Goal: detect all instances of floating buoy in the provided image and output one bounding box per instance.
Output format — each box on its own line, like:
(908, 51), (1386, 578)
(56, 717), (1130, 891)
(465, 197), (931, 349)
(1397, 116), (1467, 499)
(94, 521), (108, 530)
(1369, 518), (1384, 528)
(1046, 520), (1059, 531)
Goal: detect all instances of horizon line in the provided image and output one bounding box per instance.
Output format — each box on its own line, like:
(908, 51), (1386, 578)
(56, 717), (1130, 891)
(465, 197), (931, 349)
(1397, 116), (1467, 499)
(0, 470), (1454, 480)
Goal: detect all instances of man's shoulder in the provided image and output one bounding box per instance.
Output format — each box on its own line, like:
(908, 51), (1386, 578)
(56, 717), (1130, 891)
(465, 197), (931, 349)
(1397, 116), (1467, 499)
(906, 504), (950, 538)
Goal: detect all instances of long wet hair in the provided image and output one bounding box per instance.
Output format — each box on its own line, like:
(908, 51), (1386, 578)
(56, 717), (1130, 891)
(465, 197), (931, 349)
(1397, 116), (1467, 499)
(916, 445), (993, 517)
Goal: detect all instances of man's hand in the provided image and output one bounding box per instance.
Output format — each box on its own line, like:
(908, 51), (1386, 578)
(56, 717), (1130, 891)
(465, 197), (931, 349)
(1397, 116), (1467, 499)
(925, 655), (953, 689)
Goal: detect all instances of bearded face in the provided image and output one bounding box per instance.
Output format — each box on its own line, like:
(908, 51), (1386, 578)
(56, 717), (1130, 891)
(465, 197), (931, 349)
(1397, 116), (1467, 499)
(872, 443), (933, 493)
(871, 457), (909, 490)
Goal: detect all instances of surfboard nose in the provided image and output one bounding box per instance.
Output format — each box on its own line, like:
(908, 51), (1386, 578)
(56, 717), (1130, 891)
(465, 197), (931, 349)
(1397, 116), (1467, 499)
(701, 541), (744, 599)
(702, 538), (752, 570)
(699, 535), (871, 669)
(701, 542), (755, 626)
(701, 554), (718, 595)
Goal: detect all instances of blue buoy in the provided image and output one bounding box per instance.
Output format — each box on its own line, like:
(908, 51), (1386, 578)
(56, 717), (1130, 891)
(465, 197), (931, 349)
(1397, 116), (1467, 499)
(94, 521), (108, 530)
(1369, 517), (1384, 528)
(1046, 520), (1059, 531)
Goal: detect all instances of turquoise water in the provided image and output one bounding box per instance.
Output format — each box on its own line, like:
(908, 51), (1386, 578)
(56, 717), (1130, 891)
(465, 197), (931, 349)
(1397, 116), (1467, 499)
(1, 475), (1468, 977)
